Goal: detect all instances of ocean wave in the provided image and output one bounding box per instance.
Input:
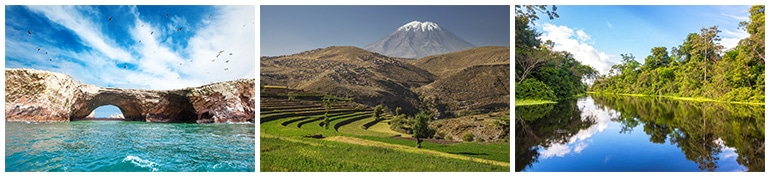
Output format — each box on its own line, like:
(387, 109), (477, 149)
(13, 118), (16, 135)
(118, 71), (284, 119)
(123, 155), (159, 172)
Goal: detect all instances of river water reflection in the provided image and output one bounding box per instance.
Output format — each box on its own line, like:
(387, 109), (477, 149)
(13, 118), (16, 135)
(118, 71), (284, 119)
(515, 95), (764, 172)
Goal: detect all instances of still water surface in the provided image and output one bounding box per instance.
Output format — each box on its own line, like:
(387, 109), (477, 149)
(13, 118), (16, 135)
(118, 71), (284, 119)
(516, 95), (764, 172)
(6, 121), (255, 172)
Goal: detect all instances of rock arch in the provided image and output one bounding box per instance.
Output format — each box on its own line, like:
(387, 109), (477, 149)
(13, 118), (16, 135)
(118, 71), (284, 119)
(69, 89), (198, 123)
(5, 68), (254, 123)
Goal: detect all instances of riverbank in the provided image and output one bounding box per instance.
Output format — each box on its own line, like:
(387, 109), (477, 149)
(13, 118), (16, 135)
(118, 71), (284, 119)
(515, 99), (557, 106)
(586, 92), (765, 105)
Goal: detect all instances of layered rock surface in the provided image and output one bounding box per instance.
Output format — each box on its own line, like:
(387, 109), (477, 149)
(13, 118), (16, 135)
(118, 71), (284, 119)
(5, 68), (254, 123)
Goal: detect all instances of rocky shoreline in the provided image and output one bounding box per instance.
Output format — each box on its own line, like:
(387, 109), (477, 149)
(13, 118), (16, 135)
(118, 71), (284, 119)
(5, 68), (254, 123)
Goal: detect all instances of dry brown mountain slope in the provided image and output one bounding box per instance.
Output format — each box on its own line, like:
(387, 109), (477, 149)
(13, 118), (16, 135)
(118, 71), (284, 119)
(411, 46), (509, 78)
(414, 64), (509, 117)
(260, 46), (436, 115)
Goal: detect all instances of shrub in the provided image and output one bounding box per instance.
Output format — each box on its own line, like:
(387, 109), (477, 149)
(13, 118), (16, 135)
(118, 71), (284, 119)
(515, 78), (556, 100)
(445, 135), (453, 141)
(462, 132), (474, 142)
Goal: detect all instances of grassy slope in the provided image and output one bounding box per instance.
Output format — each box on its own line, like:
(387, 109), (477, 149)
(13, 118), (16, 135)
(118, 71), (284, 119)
(262, 117), (509, 163)
(587, 92), (765, 105)
(261, 136), (508, 172)
(356, 136), (510, 163)
(260, 91), (510, 171)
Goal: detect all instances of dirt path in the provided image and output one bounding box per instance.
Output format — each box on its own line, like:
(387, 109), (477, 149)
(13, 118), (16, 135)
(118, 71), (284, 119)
(323, 136), (509, 167)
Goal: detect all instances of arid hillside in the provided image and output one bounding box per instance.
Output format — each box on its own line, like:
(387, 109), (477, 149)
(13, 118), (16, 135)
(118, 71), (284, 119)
(260, 46), (509, 117)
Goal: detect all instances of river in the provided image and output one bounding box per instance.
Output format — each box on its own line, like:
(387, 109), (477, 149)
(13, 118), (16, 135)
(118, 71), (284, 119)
(5, 120), (255, 172)
(515, 95), (764, 172)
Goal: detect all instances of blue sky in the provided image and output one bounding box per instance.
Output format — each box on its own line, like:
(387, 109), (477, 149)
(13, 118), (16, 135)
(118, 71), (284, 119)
(260, 5), (510, 56)
(5, 5), (255, 90)
(93, 105), (121, 118)
(528, 5), (752, 75)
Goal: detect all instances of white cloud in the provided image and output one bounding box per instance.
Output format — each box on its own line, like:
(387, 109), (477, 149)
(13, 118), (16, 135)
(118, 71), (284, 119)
(17, 5), (255, 90)
(538, 97), (613, 159)
(27, 6), (134, 63)
(539, 23), (614, 75)
(576, 30), (591, 42)
(720, 28), (750, 51)
(539, 143), (571, 159)
(721, 13), (750, 22)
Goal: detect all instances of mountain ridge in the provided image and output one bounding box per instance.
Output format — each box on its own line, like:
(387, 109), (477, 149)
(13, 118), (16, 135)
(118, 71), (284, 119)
(260, 45), (509, 118)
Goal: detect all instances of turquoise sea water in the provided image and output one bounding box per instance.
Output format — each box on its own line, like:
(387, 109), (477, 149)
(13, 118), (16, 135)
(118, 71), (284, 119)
(5, 120), (255, 172)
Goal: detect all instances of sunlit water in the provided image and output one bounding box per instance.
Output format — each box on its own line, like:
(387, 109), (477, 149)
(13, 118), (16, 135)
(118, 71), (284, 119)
(516, 95), (764, 172)
(6, 120), (255, 172)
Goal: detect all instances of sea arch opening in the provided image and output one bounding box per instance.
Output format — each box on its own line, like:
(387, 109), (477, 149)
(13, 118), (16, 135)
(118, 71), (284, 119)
(90, 105), (125, 119)
(70, 91), (146, 121)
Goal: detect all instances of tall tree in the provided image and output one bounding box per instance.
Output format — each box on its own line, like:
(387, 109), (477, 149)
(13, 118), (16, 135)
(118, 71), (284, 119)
(412, 111), (432, 148)
(738, 5), (765, 62)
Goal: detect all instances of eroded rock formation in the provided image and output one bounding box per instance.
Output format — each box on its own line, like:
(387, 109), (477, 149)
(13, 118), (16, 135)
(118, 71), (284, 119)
(5, 68), (254, 123)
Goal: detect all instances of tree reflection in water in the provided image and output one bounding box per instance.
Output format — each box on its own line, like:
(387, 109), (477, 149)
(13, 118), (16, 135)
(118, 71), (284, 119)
(515, 99), (595, 172)
(515, 95), (764, 172)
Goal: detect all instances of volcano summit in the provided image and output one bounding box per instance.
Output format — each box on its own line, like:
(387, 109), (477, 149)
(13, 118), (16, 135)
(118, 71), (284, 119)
(364, 21), (476, 58)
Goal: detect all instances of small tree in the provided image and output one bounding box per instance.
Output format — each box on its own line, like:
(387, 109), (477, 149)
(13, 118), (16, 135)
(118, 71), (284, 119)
(322, 95), (335, 130)
(372, 104), (383, 120)
(412, 110), (432, 148)
(395, 106), (402, 116)
(324, 112), (330, 129)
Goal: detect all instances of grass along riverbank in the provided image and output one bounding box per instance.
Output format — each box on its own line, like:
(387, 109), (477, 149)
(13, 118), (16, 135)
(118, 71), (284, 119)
(586, 92), (764, 105)
(515, 99), (557, 106)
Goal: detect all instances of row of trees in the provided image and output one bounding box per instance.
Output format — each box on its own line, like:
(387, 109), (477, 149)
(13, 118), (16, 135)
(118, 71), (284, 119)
(591, 6), (765, 102)
(515, 5), (599, 101)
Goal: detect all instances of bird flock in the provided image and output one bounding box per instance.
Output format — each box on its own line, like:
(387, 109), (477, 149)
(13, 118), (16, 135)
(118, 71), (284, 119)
(25, 8), (250, 87)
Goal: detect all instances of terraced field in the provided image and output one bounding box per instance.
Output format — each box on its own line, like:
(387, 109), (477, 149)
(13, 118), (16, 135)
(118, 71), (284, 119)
(260, 88), (510, 171)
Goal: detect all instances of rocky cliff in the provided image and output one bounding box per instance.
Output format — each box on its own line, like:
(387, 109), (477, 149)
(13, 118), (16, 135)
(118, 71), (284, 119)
(5, 68), (254, 123)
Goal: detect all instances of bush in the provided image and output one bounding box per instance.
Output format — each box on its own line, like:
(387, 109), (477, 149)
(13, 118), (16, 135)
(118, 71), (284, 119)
(445, 135), (453, 141)
(515, 78), (556, 100)
(462, 132), (474, 142)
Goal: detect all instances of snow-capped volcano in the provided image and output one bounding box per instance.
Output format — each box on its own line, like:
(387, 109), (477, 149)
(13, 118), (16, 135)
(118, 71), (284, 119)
(364, 21), (476, 58)
(398, 21), (441, 32)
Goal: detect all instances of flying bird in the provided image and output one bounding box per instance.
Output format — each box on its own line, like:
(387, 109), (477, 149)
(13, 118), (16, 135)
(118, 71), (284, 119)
(216, 54), (221, 58)
(177, 27), (182, 32)
(211, 59), (215, 62)
(124, 64), (127, 69)
(225, 60), (229, 63)
(224, 68), (229, 71)
(139, 40), (141, 43)
(45, 52), (48, 55)
(229, 53), (233, 55)
(27, 30), (32, 35)
(37, 47), (40, 52)
(165, 14), (169, 18)
(108, 17), (112, 22)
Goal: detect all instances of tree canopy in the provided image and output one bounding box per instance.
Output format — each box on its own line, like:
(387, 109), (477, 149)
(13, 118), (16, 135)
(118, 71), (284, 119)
(590, 5), (764, 103)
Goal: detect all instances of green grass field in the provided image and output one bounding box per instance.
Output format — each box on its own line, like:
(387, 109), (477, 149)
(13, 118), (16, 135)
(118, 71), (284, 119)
(514, 99), (557, 106)
(260, 96), (510, 171)
(261, 136), (508, 171)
